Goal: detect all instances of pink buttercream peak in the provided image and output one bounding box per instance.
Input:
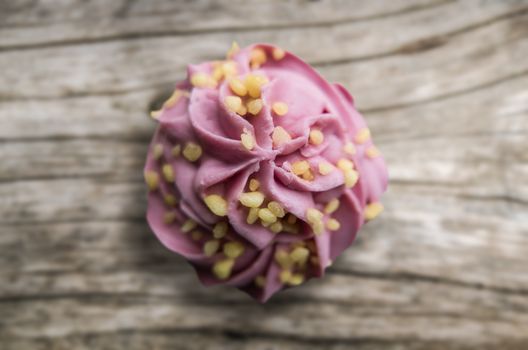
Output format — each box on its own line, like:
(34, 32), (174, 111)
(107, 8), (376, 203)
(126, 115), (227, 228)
(144, 43), (388, 302)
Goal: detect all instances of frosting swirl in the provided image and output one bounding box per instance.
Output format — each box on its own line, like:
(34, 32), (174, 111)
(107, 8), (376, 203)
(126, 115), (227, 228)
(144, 43), (388, 302)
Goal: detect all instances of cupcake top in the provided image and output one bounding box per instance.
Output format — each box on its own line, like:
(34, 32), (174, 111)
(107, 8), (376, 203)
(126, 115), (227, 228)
(144, 43), (388, 302)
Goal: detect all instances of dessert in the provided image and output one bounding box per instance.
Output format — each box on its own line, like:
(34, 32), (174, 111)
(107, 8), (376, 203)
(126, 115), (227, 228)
(144, 43), (388, 302)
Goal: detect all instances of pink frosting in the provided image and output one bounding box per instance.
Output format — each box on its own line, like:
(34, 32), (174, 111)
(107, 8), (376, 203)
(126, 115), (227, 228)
(144, 44), (388, 302)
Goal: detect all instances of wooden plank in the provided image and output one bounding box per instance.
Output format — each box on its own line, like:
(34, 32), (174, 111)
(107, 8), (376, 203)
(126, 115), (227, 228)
(1, 276), (528, 345)
(0, 0), (447, 49)
(0, 0), (526, 100)
(0, 179), (145, 225)
(0, 90), (158, 141)
(2, 334), (527, 350)
(0, 139), (147, 181)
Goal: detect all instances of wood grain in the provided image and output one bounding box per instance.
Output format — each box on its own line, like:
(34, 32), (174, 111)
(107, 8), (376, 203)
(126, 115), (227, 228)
(1, 0), (527, 349)
(0, 0), (454, 49)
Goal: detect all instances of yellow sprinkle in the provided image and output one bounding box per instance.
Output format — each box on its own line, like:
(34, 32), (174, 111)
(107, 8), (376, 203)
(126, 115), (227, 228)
(279, 269), (292, 284)
(344, 169), (359, 188)
(250, 48), (267, 62)
(150, 110), (161, 119)
(250, 48), (267, 68)
(212, 65), (224, 81)
(204, 194), (228, 216)
(291, 160), (310, 176)
(223, 241), (245, 258)
(306, 208), (324, 235)
(269, 221), (283, 234)
(309, 129), (324, 145)
(302, 169), (314, 181)
(183, 142), (203, 162)
(261, 220), (272, 228)
(247, 98), (263, 115)
(244, 74), (265, 98)
(288, 273), (305, 286)
(337, 158), (354, 171)
(239, 191), (265, 208)
(272, 126), (292, 148)
(343, 141), (356, 155)
(203, 240), (220, 257)
(163, 194), (177, 207)
(227, 41), (240, 59)
(163, 212), (176, 224)
(223, 61), (238, 78)
(272, 102), (288, 116)
(144, 171), (159, 191)
(365, 202), (384, 220)
(272, 47), (286, 60)
(237, 104), (247, 116)
(249, 179), (260, 191)
(191, 230), (204, 241)
(213, 221), (228, 239)
(258, 208), (277, 224)
(241, 131), (255, 151)
(163, 90), (184, 108)
(224, 95), (242, 113)
(247, 207), (260, 224)
(318, 161), (333, 175)
(326, 218), (341, 231)
(286, 214), (297, 224)
(267, 201), (285, 218)
(282, 222), (300, 234)
(324, 199), (340, 214)
(213, 258), (235, 280)
(229, 79), (247, 97)
(306, 208), (324, 223)
(152, 143), (164, 160)
(355, 128), (371, 144)
(190, 72), (215, 88)
(312, 221), (324, 235)
(255, 275), (266, 288)
(290, 247), (310, 266)
(162, 164), (174, 183)
(181, 219), (197, 233)
(366, 146), (381, 158)
(171, 145), (181, 157)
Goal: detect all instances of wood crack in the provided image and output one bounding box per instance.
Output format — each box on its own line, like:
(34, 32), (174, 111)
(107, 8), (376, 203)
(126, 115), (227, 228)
(1, 264), (528, 302)
(0, 328), (465, 348)
(311, 7), (528, 67)
(329, 269), (528, 297)
(361, 69), (528, 114)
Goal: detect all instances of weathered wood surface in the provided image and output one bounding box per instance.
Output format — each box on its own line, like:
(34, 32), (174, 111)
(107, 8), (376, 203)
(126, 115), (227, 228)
(1, 0), (528, 349)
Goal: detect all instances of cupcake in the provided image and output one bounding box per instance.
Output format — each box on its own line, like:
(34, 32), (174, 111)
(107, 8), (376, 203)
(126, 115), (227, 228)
(144, 43), (388, 302)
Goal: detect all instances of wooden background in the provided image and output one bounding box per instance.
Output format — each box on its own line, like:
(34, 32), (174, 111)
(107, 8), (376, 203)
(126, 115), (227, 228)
(1, 0), (528, 349)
